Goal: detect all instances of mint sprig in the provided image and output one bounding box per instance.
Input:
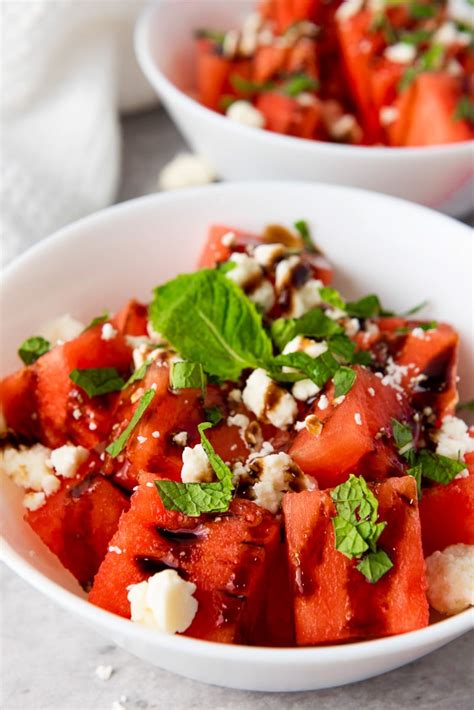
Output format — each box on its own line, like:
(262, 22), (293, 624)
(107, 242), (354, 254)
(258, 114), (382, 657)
(294, 219), (318, 253)
(271, 307), (342, 351)
(106, 389), (155, 457)
(18, 336), (50, 365)
(69, 367), (125, 397)
(122, 359), (153, 390)
(83, 311), (109, 331)
(170, 361), (207, 396)
(155, 422), (234, 516)
(331, 475), (393, 583)
(333, 367), (357, 398)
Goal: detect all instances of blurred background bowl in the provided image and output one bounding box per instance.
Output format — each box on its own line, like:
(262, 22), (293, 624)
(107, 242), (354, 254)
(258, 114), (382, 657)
(135, 0), (474, 217)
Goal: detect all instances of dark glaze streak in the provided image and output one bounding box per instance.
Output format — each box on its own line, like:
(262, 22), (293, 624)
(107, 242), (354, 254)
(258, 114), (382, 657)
(134, 555), (183, 577)
(294, 501), (327, 596)
(156, 526), (207, 543)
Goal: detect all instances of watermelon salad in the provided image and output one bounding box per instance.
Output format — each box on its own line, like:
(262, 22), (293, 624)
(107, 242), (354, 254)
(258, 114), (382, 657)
(194, 0), (474, 146)
(1, 220), (473, 646)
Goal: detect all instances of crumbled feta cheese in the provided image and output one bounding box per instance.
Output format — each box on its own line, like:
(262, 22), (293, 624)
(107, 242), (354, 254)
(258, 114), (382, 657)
(297, 92), (318, 107)
(317, 394), (329, 411)
(39, 314), (85, 345)
(455, 469), (470, 479)
(384, 42), (417, 64)
(1, 444), (53, 491)
(325, 307), (346, 321)
(41, 474), (61, 496)
(226, 252), (262, 289)
(253, 243), (286, 269)
(380, 106), (399, 126)
(242, 369), (297, 429)
(289, 279), (324, 318)
(88, 421), (97, 431)
(292, 378), (320, 401)
(49, 445), (88, 478)
(127, 569), (198, 633)
(227, 413), (250, 438)
(181, 443), (213, 483)
(152, 430), (161, 439)
(425, 544), (474, 615)
(228, 388), (242, 403)
(251, 452), (315, 513)
(294, 420), (306, 431)
(368, 387), (376, 397)
(23, 491), (46, 511)
(447, 58), (464, 76)
(329, 114), (358, 140)
(221, 231), (236, 247)
(283, 335), (328, 359)
(226, 101), (265, 129)
(275, 255), (300, 292)
(336, 0), (364, 22)
(101, 323), (117, 341)
(222, 29), (240, 58)
(344, 318), (360, 337)
(381, 358), (410, 393)
(354, 412), (362, 426)
(72, 408), (82, 420)
(95, 664), (114, 681)
(411, 327), (427, 340)
(433, 20), (471, 46)
(158, 153), (216, 191)
(108, 546), (122, 554)
(249, 279), (275, 312)
(137, 435), (147, 444)
(434, 415), (474, 461)
(447, 0), (474, 30)
(240, 12), (262, 55)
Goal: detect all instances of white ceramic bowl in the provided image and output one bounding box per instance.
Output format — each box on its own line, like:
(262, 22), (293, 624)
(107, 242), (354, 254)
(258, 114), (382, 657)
(1, 183), (473, 692)
(135, 0), (474, 217)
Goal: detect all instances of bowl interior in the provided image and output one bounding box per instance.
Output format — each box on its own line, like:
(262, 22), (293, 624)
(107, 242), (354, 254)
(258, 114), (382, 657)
(1, 183), (473, 667)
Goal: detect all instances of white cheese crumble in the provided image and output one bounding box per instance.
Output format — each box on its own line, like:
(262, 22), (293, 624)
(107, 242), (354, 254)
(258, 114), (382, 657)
(251, 452), (315, 514)
(434, 415), (474, 462)
(220, 231), (236, 247)
(127, 569), (198, 633)
(289, 279), (324, 318)
(152, 430), (161, 439)
(380, 106), (399, 126)
(101, 323), (118, 341)
(253, 243), (286, 269)
(292, 378), (320, 401)
(226, 252), (262, 289)
(226, 100), (265, 129)
(283, 335), (328, 359)
(368, 387), (376, 397)
(318, 394), (329, 411)
(425, 544), (474, 615)
(381, 357), (410, 393)
(447, 0), (474, 30)
(354, 412), (362, 426)
(1, 444), (53, 491)
(228, 388), (242, 403)
(137, 435), (147, 444)
(250, 279), (275, 312)
(384, 42), (417, 64)
(49, 445), (88, 478)
(329, 114), (358, 140)
(39, 314), (85, 345)
(275, 255), (300, 292)
(181, 444), (213, 483)
(344, 318), (360, 337)
(23, 491), (46, 511)
(336, 0), (364, 22)
(158, 153), (216, 191)
(108, 546), (122, 554)
(242, 369), (297, 429)
(227, 413), (250, 440)
(434, 20), (471, 46)
(95, 664), (114, 681)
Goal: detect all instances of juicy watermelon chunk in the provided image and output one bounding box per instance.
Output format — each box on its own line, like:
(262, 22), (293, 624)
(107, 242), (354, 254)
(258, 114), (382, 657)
(419, 475), (474, 556)
(26, 457), (129, 589)
(289, 366), (410, 488)
(0, 366), (39, 441)
(283, 476), (429, 644)
(89, 472), (280, 644)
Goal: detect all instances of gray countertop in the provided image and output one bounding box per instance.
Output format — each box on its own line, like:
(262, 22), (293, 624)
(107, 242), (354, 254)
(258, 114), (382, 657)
(1, 107), (473, 710)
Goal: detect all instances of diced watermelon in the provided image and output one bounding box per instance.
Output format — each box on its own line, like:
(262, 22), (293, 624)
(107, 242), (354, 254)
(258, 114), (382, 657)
(289, 366), (410, 488)
(283, 476), (429, 644)
(34, 325), (133, 448)
(255, 92), (321, 139)
(0, 366), (39, 441)
(253, 538), (296, 646)
(90, 472), (280, 644)
(197, 224), (259, 268)
(259, 0), (319, 33)
(113, 300), (149, 337)
(196, 40), (232, 111)
(419, 475), (474, 556)
(26, 456), (129, 589)
(253, 45), (289, 83)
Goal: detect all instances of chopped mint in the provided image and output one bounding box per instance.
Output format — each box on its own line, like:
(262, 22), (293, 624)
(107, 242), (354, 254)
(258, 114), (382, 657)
(69, 367), (125, 397)
(18, 336), (50, 365)
(106, 389), (155, 457)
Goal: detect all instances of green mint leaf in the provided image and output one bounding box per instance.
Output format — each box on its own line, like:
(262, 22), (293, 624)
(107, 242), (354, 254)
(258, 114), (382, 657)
(391, 418), (414, 453)
(270, 307), (342, 350)
(399, 29), (433, 45)
(122, 360), (152, 390)
(333, 517), (369, 558)
(401, 300), (429, 316)
(399, 45), (444, 92)
(230, 74), (275, 95)
(396, 321), (437, 335)
(346, 294), (382, 319)
(154, 479), (232, 517)
(197, 422), (233, 487)
(154, 421), (234, 517)
(18, 336), (50, 365)
(407, 463), (423, 497)
(83, 311), (109, 331)
(69, 367), (125, 397)
(457, 399), (474, 412)
(170, 361), (207, 397)
(150, 269), (273, 382)
(282, 73), (319, 97)
(331, 474), (378, 526)
(454, 96), (474, 125)
(356, 550), (393, 583)
(328, 334), (356, 363)
(194, 28), (226, 44)
(319, 286), (346, 311)
(274, 350), (339, 389)
(294, 219), (317, 253)
(333, 367), (357, 398)
(352, 350), (373, 365)
(409, 3), (436, 19)
(417, 449), (466, 484)
(106, 389), (155, 457)
(204, 406), (224, 426)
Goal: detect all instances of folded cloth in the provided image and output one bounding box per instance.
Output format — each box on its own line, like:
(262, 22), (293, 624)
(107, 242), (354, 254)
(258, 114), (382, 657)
(1, 0), (156, 266)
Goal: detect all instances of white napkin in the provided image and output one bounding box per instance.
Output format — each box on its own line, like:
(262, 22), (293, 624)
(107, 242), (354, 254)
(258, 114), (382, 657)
(1, 0), (156, 266)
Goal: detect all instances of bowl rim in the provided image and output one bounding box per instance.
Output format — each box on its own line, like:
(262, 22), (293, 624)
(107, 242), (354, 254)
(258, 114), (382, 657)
(135, 0), (474, 160)
(1, 183), (473, 663)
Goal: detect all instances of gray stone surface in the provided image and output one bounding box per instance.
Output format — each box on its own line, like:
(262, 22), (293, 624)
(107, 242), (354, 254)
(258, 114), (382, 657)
(1, 106), (473, 710)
